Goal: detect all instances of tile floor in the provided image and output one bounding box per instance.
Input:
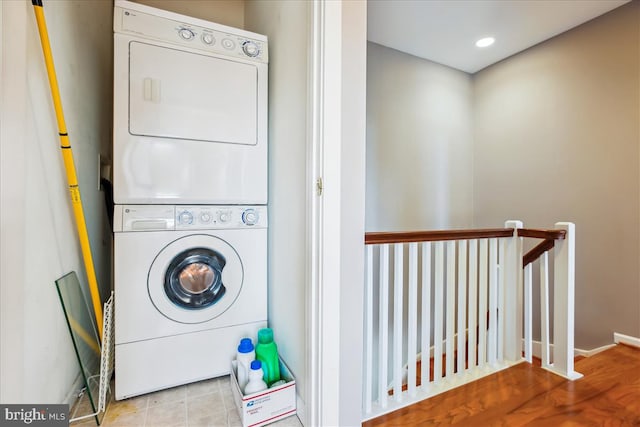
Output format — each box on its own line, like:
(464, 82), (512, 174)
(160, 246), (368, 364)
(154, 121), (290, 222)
(70, 376), (302, 427)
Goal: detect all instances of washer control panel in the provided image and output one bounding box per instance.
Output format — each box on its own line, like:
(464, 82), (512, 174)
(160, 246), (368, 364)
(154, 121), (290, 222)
(176, 206), (266, 229)
(115, 1), (268, 63)
(114, 205), (267, 232)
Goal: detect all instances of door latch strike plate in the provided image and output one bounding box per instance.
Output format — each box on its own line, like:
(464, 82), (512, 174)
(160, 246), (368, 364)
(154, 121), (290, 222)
(316, 177), (323, 196)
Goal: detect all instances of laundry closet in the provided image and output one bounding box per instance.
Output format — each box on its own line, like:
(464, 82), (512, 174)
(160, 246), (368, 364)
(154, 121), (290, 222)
(112, 0), (309, 411)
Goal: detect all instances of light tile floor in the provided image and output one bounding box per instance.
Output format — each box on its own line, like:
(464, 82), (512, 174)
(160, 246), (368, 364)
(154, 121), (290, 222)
(70, 376), (302, 427)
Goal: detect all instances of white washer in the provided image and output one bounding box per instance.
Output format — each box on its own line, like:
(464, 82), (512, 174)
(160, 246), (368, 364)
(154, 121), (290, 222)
(113, 1), (268, 205)
(113, 204), (267, 399)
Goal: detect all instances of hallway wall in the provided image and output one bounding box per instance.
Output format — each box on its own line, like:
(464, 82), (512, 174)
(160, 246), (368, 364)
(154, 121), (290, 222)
(366, 42), (474, 232)
(474, 1), (640, 349)
(366, 2), (639, 350)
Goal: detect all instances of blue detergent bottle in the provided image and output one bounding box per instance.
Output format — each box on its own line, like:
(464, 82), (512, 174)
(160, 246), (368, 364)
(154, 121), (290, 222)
(236, 338), (255, 392)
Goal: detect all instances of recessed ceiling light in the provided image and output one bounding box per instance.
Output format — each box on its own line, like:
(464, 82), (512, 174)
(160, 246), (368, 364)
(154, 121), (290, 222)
(475, 37), (495, 48)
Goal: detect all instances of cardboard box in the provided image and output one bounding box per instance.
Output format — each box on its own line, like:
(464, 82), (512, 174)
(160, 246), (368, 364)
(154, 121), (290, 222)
(231, 358), (297, 427)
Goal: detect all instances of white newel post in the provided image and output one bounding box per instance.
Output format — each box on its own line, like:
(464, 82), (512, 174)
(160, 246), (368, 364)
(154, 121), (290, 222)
(549, 222), (583, 380)
(503, 221), (523, 362)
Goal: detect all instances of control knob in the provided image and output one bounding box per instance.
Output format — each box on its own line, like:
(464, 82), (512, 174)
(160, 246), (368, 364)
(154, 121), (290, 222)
(200, 212), (212, 223)
(242, 209), (259, 226)
(202, 33), (215, 45)
(221, 38), (235, 50)
(242, 41), (260, 57)
(178, 28), (195, 41)
(218, 211), (231, 223)
(178, 210), (194, 225)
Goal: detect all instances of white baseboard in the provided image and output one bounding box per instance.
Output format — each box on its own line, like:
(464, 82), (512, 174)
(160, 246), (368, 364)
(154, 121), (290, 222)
(529, 332), (640, 357)
(574, 343), (616, 357)
(63, 372), (85, 407)
(295, 394), (307, 426)
(613, 332), (640, 348)
(528, 339), (615, 358)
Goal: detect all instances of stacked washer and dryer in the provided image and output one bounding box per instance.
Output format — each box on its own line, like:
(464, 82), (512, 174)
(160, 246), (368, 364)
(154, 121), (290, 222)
(112, 1), (269, 399)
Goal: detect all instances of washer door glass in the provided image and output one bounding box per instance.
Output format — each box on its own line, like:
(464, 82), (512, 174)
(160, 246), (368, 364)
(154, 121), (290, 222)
(164, 248), (226, 309)
(148, 234), (243, 324)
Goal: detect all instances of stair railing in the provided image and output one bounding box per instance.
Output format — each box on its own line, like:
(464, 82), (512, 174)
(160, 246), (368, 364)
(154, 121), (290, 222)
(362, 221), (580, 421)
(519, 223), (582, 380)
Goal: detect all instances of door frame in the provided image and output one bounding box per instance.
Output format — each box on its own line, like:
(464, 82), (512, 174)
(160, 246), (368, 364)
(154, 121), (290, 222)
(306, 1), (367, 425)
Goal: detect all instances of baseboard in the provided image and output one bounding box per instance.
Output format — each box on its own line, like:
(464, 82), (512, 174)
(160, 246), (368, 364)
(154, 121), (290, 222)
(574, 343), (616, 357)
(522, 340), (640, 359)
(63, 372), (85, 407)
(613, 332), (640, 348)
(295, 393), (307, 426)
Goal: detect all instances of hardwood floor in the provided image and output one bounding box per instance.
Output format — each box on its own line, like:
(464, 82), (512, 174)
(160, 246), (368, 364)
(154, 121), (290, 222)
(364, 344), (640, 426)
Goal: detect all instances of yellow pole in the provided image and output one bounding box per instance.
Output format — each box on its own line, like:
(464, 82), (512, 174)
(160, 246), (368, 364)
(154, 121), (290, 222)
(32, 0), (103, 338)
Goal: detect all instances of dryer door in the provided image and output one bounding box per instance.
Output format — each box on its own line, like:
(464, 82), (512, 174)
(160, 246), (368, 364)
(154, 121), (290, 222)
(129, 41), (258, 146)
(148, 234), (243, 324)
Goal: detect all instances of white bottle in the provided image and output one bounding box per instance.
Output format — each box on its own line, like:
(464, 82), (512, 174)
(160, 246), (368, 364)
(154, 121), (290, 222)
(244, 360), (268, 395)
(236, 338), (255, 392)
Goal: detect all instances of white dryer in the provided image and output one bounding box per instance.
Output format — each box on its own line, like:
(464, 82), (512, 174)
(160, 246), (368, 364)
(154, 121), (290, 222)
(113, 1), (268, 205)
(113, 204), (267, 399)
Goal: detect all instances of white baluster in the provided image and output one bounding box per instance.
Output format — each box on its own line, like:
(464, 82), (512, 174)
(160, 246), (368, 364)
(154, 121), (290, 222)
(478, 239), (488, 367)
(468, 239), (478, 369)
(446, 241), (456, 378)
(540, 251), (550, 369)
(457, 240), (467, 374)
(408, 243), (418, 396)
(393, 243), (404, 400)
(364, 245), (373, 413)
(378, 244), (389, 407)
(488, 238), (498, 364)
(524, 263), (532, 363)
(421, 242), (431, 388)
(434, 242), (444, 382)
(497, 238), (505, 362)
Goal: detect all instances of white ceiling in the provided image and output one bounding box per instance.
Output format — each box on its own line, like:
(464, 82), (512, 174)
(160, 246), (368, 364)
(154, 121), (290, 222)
(367, 0), (630, 74)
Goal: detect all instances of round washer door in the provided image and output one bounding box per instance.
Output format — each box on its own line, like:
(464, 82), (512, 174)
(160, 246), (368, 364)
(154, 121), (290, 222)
(148, 234), (243, 324)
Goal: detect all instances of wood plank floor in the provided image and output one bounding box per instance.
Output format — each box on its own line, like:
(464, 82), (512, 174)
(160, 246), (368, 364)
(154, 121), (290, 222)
(364, 344), (640, 426)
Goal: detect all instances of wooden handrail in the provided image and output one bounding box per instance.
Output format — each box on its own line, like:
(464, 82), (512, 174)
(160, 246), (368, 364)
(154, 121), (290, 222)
(523, 239), (555, 267)
(363, 226), (567, 267)
(520, 228), (567, 267)
(518, 228), (566, 240)
(364, 228), (514, 245)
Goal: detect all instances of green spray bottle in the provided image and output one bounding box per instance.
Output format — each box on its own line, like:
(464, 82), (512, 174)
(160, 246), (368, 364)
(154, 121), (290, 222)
(255, 328), (281, 386)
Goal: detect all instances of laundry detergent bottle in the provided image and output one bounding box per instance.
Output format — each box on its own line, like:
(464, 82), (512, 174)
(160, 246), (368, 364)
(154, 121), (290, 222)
(255, 328), (281, 386)
(244, 360), (268, 394)
(236, 338), (255, 393)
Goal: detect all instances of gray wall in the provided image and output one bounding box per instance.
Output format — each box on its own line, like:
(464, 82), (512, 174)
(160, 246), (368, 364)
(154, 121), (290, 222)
(132, 0), (244, 28)
(1, 0), (113, 403)
(366, 42), (474, 232)
(474, 1), (640, 348)
(367, 2), (639, 350)
(244, 0), (310, 420)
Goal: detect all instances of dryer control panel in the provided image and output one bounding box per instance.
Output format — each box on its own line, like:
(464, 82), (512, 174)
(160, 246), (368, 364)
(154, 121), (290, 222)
(114, 0), (268, 63)
(114, 205), (267, 232)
